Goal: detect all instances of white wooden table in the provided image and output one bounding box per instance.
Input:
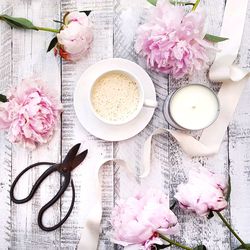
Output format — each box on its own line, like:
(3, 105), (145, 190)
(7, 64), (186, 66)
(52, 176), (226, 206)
(0, 0), (250, 249)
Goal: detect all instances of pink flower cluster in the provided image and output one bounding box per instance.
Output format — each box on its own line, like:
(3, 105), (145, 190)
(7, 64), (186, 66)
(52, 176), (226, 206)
(111, 189), (179, 249)
(0, 78), (62, 149)
(110, 170), (229, 249)
(175, 168), (228, 216)
(135, 0), (211, 79)
(56, 11), (93, 61)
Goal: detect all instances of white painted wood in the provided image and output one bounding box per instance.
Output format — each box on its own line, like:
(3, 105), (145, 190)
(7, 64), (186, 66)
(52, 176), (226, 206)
(10, 0), (61, 249)
(113, 1), (250, 250)
(229, 1), (250, 249)
(60, 1), (114, 249)
(0, 2), (12, 248)
(0, 0), (249, 249)
(114, 1), (229, 250)
(165, 1), (231, 249)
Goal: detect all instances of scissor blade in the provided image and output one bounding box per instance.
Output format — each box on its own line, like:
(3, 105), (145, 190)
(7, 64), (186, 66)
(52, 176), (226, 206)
(62, 143), (81, 166)
(70, 149), (88, 171)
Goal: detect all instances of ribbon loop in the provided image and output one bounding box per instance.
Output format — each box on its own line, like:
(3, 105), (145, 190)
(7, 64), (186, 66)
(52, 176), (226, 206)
(209, 56), (235, 82)
(143, 0), (249, 177)
(78, 0), (249, 249)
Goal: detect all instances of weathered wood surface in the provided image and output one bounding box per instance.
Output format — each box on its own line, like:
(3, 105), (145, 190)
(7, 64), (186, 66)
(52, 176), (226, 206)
(0, 0), (249, 249)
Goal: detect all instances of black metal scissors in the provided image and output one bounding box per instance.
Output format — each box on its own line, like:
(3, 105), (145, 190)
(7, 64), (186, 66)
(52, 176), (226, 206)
(10, 143), (88, 232)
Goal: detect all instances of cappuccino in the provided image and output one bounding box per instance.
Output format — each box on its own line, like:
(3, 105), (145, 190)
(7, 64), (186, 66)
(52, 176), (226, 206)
(91, 71), (140, 123)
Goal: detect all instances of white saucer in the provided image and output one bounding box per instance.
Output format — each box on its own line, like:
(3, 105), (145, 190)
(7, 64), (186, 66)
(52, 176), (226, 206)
(73, 58), (157, 141)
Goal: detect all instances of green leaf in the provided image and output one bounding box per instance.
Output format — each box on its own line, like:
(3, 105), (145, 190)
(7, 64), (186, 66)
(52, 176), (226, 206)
(170, 199), (177, 210)
(149, 0), (196, 7)
(154, 243), (172, 249)
(147, 0), (157, 6)
(207, 211), (214, 219)
(53, 19), (64, 24)
(225, 175), (231, 201)
(170, 1), (195, 6)
(235, 244), (250, 249)
(0, 14), (38, 30)
(193, 245), (207, 250)
(47, 36), (58, 52)
(204, 34), (229, 43)
(79, 10), (91, 16)
(0, 94), (8, 103)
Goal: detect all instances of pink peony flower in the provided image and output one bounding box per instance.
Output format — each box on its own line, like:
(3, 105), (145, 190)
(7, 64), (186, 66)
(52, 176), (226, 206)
(56, 11), (93, 61)
(135, 0), (212, 79)
(111, 189), (179, 249)
(0, 78), (62, 149)
(174, 168), (228, 216)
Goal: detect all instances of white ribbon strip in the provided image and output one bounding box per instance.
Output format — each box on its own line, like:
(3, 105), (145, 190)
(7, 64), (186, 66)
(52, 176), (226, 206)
(142, 0), (249, 177)
(77, 159), (133, 250)
(78, 0), (249, 249)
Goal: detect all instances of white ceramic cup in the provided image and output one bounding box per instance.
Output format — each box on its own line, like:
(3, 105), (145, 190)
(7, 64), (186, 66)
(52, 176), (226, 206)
(89, 69), (157, 125)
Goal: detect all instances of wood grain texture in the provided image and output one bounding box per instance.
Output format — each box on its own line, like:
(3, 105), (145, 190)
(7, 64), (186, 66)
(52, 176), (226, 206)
(0, 0), (249, 249)
(60, 1), (114, 249)
(10, 0), (61, 249)
(167, 1), (230, 249)
(113, 0), (249, 250)
(229, 1), (250, 248)
(0, 2), (12, 248)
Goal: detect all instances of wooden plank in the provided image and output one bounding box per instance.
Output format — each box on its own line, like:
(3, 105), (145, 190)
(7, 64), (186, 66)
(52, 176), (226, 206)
(0, 1), (12, 248)
(167, 1), (231, 249)
(10, 0), (61, 249)
(229, 1), (250, 248)
(113, 0), (171, 205)
(59, 0), (114, 249)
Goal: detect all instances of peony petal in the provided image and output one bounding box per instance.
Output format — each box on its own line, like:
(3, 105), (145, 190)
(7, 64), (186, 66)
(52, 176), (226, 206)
(110, 189), (179, 247)
(2, 78), (62, 149)
(56, 11), (93, 61)
(134, 0), (212, 78)
(175, 168), (228, 216)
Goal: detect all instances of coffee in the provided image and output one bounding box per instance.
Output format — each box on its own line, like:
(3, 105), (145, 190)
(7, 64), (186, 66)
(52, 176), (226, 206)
(91, 71), (140, 123)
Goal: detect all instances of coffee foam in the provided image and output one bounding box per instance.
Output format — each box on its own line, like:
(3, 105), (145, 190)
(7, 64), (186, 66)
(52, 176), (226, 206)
(91, 71), (140, 122)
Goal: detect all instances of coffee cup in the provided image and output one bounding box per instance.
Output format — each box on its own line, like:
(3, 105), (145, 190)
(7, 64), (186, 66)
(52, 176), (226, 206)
(89, 69), (157, 125)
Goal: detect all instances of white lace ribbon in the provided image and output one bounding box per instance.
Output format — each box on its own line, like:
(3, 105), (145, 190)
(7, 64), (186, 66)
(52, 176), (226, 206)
(77, 0), (249, 249)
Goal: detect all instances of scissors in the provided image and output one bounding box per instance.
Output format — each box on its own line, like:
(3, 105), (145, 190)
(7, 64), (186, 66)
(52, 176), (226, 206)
(10, 143), (88, 232)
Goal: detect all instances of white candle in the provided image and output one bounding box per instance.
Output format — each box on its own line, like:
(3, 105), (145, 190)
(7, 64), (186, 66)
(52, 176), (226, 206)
(164, 84), (220, 130)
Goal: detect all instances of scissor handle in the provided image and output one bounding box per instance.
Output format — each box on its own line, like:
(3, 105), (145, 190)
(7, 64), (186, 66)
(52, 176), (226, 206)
(37, 176), (75, 231)
(10, 162), (76, 232)
(10, 162), (56, 204)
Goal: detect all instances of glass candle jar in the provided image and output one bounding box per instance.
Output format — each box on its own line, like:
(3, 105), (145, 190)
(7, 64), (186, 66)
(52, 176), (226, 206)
(163, 84), (220, 130)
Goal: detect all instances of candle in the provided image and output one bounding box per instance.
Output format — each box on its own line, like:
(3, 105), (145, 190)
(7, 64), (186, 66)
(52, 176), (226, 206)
(163, 84), (220, 130)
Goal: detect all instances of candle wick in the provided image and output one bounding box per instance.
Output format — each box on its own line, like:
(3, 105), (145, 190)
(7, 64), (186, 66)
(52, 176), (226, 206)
(192, 106), (196, 109)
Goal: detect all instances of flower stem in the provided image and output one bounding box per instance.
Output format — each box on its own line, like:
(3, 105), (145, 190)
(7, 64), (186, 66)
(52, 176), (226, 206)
(35, 26), (59, 33)
(216, 211), (249, 249)
(191, 0), (200, 11)
(159, 233), (192, 250)
(170, 0), (195, 6)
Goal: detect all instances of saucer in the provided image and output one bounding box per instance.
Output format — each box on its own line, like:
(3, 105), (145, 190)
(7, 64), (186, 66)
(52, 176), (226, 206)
(74, 58), (157, 141)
